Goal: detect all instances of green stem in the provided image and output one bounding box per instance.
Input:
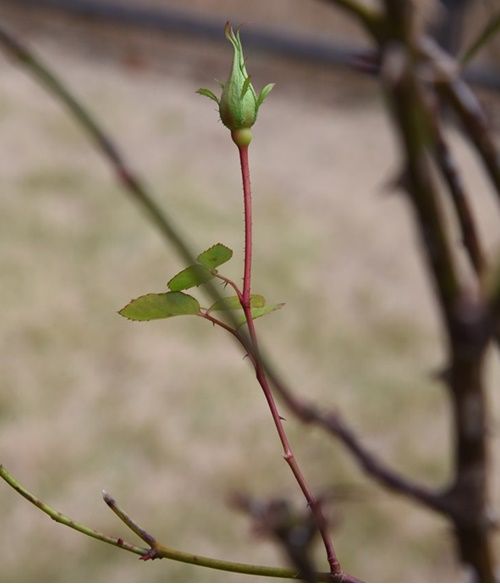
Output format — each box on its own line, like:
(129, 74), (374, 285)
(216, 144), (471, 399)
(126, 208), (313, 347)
(0, 465), (328, 581)
(0, 465), (146, 556)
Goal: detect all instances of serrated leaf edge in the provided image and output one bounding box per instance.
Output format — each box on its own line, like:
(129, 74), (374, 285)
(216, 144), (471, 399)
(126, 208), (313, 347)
(118, 292), (200, 321)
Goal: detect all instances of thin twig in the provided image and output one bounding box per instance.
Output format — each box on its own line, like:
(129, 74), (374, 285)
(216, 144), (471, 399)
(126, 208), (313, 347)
(267, 376), (451, 516)
(0, 23), (244, 335)
(0, 465), (147, 556)
(424, 39), (500, 206)
(0, 465), (322, 581)
(236, 144), (341, 576)
(424, 85), (486, 276)
(201, 285), (450, 518)
(320, 0), (383, 39)
(213, 273), (244, 302)
(0, 24), (344, 577)
(460, 10), (500, 66)
(103, 491), (156, 548)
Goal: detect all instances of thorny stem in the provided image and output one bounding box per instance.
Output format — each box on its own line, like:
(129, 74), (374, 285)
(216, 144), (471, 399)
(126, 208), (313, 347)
(239, 145), (253, 309)
(0, 23), (243, 334)
(0, 24), (345, 578)
(0, 465), (332, 581)
(236, 145), (341, 576)
(214, 273), (244, 303)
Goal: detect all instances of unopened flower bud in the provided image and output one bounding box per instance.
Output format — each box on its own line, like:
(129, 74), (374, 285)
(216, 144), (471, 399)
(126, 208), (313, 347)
(197, 22), (274, 145)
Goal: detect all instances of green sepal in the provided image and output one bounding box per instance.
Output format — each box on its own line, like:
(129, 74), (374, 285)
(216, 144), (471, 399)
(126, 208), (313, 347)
(197, 243), (233, 269)
(257, 83), (275, 109)
(208, 294), (265, 312)
(197, 22), (275, 133)
(196, 88), (219, 104)
(168, 264), (214, 291)
(236, 303), (285, 328)
(119, 292), (200, 321)
(240, 75), (253, 99)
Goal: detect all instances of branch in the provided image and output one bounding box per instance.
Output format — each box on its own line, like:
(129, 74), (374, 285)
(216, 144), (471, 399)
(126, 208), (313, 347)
(213, 273), (244, 302)
(201, 291), (449, 517)
(319, 0), (383, 39)
(0, 465), (147, 556)
(101, 488), (337, 581)
(380, 18), (495, 580)
(0, 23), (246, 337)
(267, 376), (450, 516)
(0, 24), (347, 579)
(424, 81), (486, 276)
(460, 10), (500, 66)
(424, 40), (500, 207)
(0, 26), (189, 261)
(0, 465), (324, 581)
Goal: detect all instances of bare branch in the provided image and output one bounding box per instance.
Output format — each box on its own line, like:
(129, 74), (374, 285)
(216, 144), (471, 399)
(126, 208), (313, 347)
(424, 91), (486, 276)
(319, 0), (383, 39)
(424, 39), (500, 207)
(267, 378), (450, 516)
(0, 465), (314, 581)
(380, 16), (496, 581)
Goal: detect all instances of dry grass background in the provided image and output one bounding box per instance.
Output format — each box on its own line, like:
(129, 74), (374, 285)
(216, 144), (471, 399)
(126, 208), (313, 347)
(0, 2), (500, 582)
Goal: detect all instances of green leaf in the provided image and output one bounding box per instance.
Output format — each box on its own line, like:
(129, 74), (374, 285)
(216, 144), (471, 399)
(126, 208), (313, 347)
(257, 83), (275, 108)
(168, 264), (214, 291)
(209, 294), (265, 312)
(196, 88), (219, 104)
(119, 292), (200, 321)
(461, 12), (500, 66)
(236, 303), (285, 328)
(197, 243), (233, 269)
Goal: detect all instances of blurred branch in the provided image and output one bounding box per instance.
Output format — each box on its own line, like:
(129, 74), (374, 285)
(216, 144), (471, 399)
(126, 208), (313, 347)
(0, 24), (350, 579)
(200, 303), (448, 517)
(379, 4), (496, 580)
(0, 465), (318, 581)
(424, 39), (500, 205)
(265, 378), (451, 516)
(0, 25), (191, 263)
(460, 10), (500, 66)
(425, 96), (486, 276)
(0, 23), (247, 336)
(232, 495), (330, 583)
(320, 0), (383, 38)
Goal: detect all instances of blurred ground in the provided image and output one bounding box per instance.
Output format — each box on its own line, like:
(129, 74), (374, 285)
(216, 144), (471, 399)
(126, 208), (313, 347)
(0, 2), (499, 582)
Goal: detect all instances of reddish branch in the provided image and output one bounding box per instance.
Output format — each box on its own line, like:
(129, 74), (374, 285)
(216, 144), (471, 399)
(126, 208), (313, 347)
(236, 144), (342, 577)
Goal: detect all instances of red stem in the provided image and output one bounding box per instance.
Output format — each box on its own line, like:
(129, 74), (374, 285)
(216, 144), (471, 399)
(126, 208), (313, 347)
(240, 145), (253, 308)
(236, 145), (341, 576)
